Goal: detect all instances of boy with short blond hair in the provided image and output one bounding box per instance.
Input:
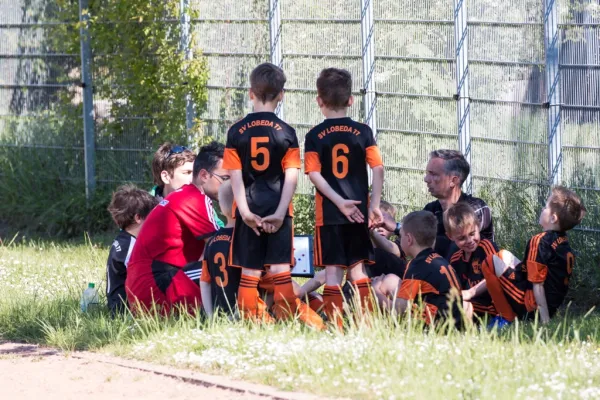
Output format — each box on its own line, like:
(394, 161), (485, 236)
(395, 211), (462, 328)
(304, 67), (384, 328)
(106, 184), (159, 315)
(444, 202), (498, 320)
(483, 186), (586, 325)
(223, 62), (322, 328)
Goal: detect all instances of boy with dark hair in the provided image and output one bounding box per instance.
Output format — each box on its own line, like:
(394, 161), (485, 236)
(150, 142), (196, 199)
(304, 67), (384, 328)
(395, 211), (462, 328)
(483, 186), (586, 325)
(106, 184), (159, 315)
(445, 202), (498, 320)
(223, 62), (323, 328)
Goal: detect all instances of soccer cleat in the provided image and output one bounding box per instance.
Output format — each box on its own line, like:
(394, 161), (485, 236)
(487, 315), (512, 330)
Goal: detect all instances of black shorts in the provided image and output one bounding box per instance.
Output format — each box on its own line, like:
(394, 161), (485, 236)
(229, 216), (294, 271)
(469, 293), (497, 317)
(314, 224), (374, 268)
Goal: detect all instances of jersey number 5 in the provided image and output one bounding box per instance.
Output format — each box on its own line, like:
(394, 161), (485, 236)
(332, 143), (349, 179)
(214, 252), (228, 288)
(251, 137), (270, 171)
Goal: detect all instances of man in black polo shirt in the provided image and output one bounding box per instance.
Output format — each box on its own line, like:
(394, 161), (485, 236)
(423, 149), (493, 258)
(380, 150), (493, 259)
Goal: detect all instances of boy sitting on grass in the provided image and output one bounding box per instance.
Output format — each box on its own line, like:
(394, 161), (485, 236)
(395, 211), (463, 329)
(444, 202), (499, 322)
(106, 184), (159, 316)
(201, 181), (252, 318)
(483, 186), (585, 326)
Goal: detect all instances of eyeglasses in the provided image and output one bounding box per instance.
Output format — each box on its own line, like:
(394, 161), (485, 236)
(210, 172), (230, 183)
(168, 145), (188, 157)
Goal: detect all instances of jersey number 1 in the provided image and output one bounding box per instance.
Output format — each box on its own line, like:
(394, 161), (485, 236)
(332, 144), (349, 179)
(251, 137), (270, 171)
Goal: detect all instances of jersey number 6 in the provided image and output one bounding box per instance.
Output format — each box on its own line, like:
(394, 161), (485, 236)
(214, 252), (228, 288)
(332, 143), (349, 179)
(251, 137), (270, 171)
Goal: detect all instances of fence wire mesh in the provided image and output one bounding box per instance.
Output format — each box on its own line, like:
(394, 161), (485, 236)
(0, 0), (599, 232)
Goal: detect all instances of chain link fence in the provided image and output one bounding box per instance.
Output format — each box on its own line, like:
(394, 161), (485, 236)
(1, 0), (599, 233)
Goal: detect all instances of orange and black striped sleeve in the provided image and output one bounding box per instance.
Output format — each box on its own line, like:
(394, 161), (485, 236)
(223, 148), (242, 170)
(200, 259), (211, 283)
(479, 239), (499, 257)
(526, 233), (549, 283)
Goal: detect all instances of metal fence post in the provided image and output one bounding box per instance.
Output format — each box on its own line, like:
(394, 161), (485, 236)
(78, 0), (95, 200)
(544, 0), (562, 186)
(454, 0), (472, 194)
(269, 0), (284, 118)
(360, 0), (377, 138)
(180, 0), (195, 131)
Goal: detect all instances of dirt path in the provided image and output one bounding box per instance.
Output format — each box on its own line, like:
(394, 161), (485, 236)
(0, 342), (323, 400)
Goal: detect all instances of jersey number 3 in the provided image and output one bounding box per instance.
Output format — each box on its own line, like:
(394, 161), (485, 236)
(251, 137), (270, 171)
(214, 252), (228, 288)
(332, 144), (349, 179)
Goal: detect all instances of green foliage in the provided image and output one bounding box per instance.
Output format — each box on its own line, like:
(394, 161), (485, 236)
(292, 193), (316, 235)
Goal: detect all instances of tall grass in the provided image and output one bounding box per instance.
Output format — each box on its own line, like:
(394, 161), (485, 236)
(1, 237), (600, 399)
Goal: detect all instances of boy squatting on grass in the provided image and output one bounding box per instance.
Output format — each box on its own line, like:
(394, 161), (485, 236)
(222, 62), (324, 329)
(393, 211), (463, 328)
(482, 186), (586, 326)
(200, 181), (325, 318)
(106, 185), (159, 316)
(304, 67), (385, 329)
(444, 202), (500, 322)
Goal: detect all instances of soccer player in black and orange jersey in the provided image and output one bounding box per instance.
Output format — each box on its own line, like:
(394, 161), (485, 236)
(223, 63), (323, 329)
(395, 211), (463, 329)
(444, 202), (499, 321)
(200, 181), (245, 318)
(304, 68), (384, 328)
(482, 186), (585, 326)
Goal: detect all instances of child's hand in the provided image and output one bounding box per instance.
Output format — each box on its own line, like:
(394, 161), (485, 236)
(336, 199), (364, 223)
(368, 206), (383, 229)
(241, 211), (262, 236)
(261, 214), (284, 234)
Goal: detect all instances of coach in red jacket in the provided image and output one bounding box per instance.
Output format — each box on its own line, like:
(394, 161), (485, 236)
(126, 142), (227, 314)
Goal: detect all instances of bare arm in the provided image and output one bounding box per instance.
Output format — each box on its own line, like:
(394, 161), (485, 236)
(533, 283), (551, 324)
(308, 171), (364, 223)
(296, 270), (326, 298)
(370, 230), (401, 257)
(463, 280), (488, 301)
(200, 281), (213, 318)
(368, 165), (384, 227)
(230, 169), (261, 235)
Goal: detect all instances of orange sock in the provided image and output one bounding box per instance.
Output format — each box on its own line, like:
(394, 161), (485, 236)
(481, 259), (517, 322)
(307, 292), (324, 313)
(272, 271), (298, 318)
(323, 285), (344, 330)
(351, 277), (374, 313)
(238, 274), (260, 319)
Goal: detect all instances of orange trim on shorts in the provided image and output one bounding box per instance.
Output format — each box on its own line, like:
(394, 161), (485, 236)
(481, 257), (517, 322)
(315, 192), (324, 226)
(365, 145), (383, 168)
(282, 148), (301, 170)
(223, 148), (242, 170)
(304, 151), (321, 173)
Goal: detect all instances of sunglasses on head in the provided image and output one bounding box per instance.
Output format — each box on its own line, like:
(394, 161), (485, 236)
(168, 145), (188, 157)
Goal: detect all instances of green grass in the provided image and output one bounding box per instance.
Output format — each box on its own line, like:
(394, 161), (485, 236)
(1, 236), (600, 399)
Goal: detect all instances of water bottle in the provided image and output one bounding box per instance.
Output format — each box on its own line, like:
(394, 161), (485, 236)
(80, 282), (99, 312)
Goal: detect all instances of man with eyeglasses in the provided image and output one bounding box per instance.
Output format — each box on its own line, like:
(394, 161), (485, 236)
(126, 141), (229, 314)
